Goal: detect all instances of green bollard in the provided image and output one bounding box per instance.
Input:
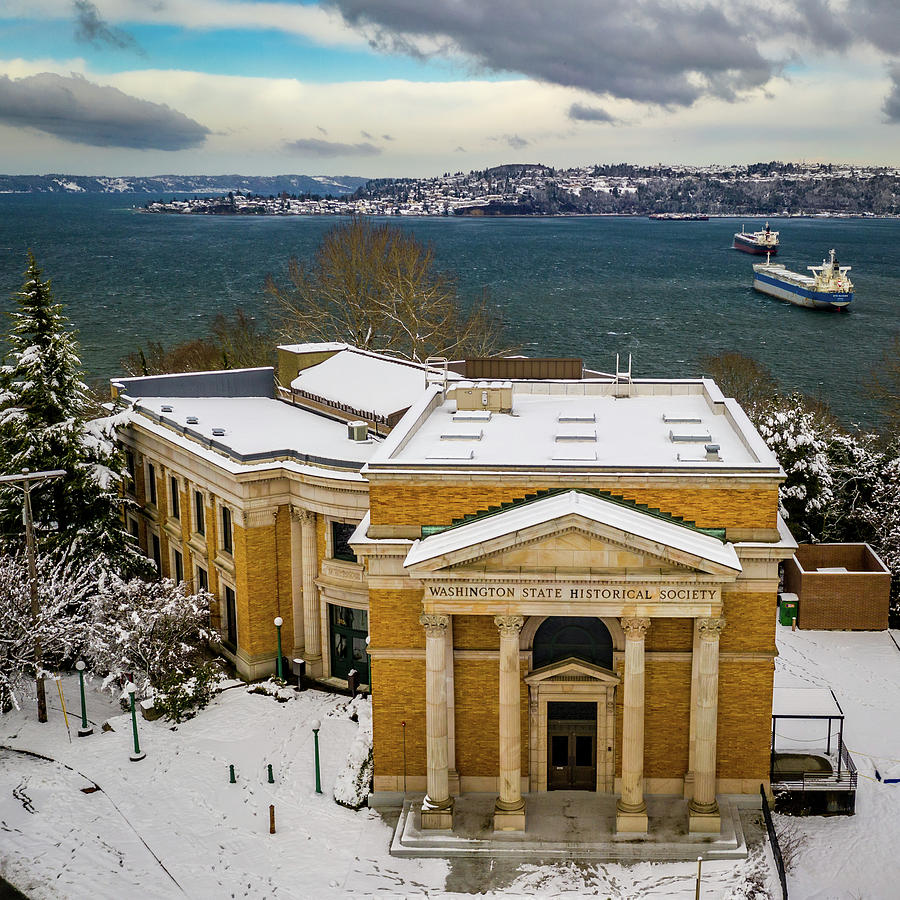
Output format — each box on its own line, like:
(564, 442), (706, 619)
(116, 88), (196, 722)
(229, 764), (236, 783)
(125, 683), (145, 761)
(75, 661), (93, 737)
(267, 763), (274, 784)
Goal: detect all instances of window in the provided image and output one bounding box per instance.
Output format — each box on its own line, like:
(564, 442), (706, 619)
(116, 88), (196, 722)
(331, 521), (357, 562)
(147, 462), (157, 506)
(196, 566), (208, 593)
(328, 604), (369, 683)
(127, 517), (139, 540)
(223, 585), (237, 648)
(194, 490), (205, 535)
(151, 533), (161, 574)
(170, 476), (180, 519)
(221, 506), (232, 554)
(172, 549), (183, 584)
(125, 451), (136, 494)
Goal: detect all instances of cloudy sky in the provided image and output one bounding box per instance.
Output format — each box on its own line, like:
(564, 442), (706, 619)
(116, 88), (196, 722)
(1, 0), (898, 177)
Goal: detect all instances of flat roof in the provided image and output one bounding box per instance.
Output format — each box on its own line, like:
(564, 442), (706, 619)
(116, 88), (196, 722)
(773, 687), (843, 720)
(125, 395), (379, 471)
(368, 379), (780, 474)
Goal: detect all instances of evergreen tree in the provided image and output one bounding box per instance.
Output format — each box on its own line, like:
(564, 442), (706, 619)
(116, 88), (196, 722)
(0, 252), (146, 575)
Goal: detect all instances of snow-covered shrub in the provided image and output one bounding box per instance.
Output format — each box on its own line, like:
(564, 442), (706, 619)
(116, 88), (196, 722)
(333, 696), (373, 810)
(152, 661), (220, 723)
(0, 550), (96, 712)
(248, 678), (296, 702)
(87, 574), (219, 719)
(864, 451), (900, 617)
(755, 395), (834, 540)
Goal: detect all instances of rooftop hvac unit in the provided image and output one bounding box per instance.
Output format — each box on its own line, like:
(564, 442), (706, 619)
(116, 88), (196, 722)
(212, 428), (226, 437)
(186, 416), (199, 425)
(347, 420), (368, 442)
(160, 404), (173, 413)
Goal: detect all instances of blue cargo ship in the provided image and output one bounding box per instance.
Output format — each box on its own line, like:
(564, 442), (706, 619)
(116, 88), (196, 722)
(752, 249), (853, 310)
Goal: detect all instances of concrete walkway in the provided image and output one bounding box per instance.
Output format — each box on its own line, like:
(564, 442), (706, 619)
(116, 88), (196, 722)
(390, 792), (751, 861)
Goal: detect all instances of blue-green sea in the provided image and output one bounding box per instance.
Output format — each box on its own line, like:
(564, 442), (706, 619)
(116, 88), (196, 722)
(1, 193), (897, 428)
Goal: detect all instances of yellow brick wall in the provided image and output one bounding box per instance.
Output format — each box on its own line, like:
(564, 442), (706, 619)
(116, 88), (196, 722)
(645, 618), (693, 652)
(369, 590), (426, 649)
(274, 506), (294, 643)
(453, 615), (500, 650)
(232, 516), (286, 657)
(721, 592), (777, 654)
(644, 659), (692, 777)
(454, 661), (499, 775)
(369, 482), (778, 530)
(717, 659), (774, 780)
(372, 658), (426, 777)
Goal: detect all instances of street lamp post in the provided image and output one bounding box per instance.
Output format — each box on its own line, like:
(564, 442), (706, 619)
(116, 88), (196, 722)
(0, 467), (66, 724)
(311, 717), (322, 794)
(125, 682), (145, 761)
(274, 616), (284, 680)
(75, 660), (92, 737)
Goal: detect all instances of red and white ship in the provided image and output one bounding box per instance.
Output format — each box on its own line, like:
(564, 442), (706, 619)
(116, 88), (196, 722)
(733, 222), (779, 255)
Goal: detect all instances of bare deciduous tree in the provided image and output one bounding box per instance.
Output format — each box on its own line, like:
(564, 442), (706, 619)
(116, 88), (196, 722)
(265, 218), (507, 362)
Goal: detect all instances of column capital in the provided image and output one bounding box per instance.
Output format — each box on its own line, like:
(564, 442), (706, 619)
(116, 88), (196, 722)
(621, 616), (651, 639)
(245, 507), (278, 528)
(697, 617), (727, 640)
(420, 613), (450, 636)
(292, 506), (316, 523)
(494, 615), (525, 637)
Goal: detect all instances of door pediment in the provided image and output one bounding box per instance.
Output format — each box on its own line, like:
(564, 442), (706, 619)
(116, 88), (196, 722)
(525, 656), (620, 687)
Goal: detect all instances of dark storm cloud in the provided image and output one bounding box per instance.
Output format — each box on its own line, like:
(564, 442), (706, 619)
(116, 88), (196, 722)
(883, 65), (900, 122)
(284, 137), (381, 157)
(73, 0), (144, 54)
(568, 103), (615, 123)
(324, 0), (775, 106)
(0, 72), (209, 149)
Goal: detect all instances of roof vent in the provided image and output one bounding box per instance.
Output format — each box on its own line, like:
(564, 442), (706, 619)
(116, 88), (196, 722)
(705, 443), (721, 461)
(160, 404), (173, 413)
(663, 414), (702, 424)
(186, 416), (199, 425)
(558, 412), (596, 423)
(555, 428), (597, 443)
(212, 427), (226, 437)
(347, 420), (368, 442)
(669, 429), (711, 443)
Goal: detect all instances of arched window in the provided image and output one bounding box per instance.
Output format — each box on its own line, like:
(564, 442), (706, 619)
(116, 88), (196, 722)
(532, 617), (613, 670)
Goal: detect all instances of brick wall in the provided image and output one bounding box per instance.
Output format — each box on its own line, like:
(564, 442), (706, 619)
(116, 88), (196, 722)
(372, 658), (426, 777)
(369, 482), (778, 530)
(784, 545), (890, 630)
(644, 659), (692, 777)
(369, 590), (425, 649)
(717, 659), (773, 780)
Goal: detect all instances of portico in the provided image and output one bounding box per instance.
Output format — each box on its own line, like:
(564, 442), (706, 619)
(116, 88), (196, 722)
(402, 489), (741, 834)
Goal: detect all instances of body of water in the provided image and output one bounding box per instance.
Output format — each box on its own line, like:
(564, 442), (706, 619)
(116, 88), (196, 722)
(1, 194), (897, 428)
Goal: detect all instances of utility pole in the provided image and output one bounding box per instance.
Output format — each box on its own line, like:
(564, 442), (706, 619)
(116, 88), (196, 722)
(0, 468), (66, 723)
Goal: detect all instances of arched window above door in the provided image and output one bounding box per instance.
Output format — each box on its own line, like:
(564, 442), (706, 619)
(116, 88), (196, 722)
(532, 617), (614, 670)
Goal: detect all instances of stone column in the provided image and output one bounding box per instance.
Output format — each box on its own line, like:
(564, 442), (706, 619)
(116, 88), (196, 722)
(420, 614), (454, 829)
(298, 509), (321, 675)
(289, 507), (305, 657)
(494, 615), (526, 831)
(616, 616), (650, 834)
(689, 616), (726, 833)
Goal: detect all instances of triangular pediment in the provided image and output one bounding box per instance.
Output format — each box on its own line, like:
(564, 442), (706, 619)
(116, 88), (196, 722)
(525, 657), (620, 686)
(469, 527), (682, 574)
(404, 490), (741, 577)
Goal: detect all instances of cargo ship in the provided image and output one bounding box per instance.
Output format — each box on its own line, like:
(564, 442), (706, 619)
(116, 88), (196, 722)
(752, 249), (853, 310)
(733, 222), (778, 255)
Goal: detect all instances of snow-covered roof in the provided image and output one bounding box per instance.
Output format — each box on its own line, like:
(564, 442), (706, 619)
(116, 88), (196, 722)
(772, 687), (843, 719)
(126, 395), (379, 471)
(278, 342), (348, 354)
(403, 489), (742, 573)
(290, 347), (460, 418)
(368, 379), (780, 474)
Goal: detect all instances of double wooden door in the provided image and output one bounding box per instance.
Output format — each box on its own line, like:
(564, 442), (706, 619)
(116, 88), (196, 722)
(547, 702), (597, 790)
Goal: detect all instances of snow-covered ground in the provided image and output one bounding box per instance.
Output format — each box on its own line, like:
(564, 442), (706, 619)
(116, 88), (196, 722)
(2, 624), (897, 899)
